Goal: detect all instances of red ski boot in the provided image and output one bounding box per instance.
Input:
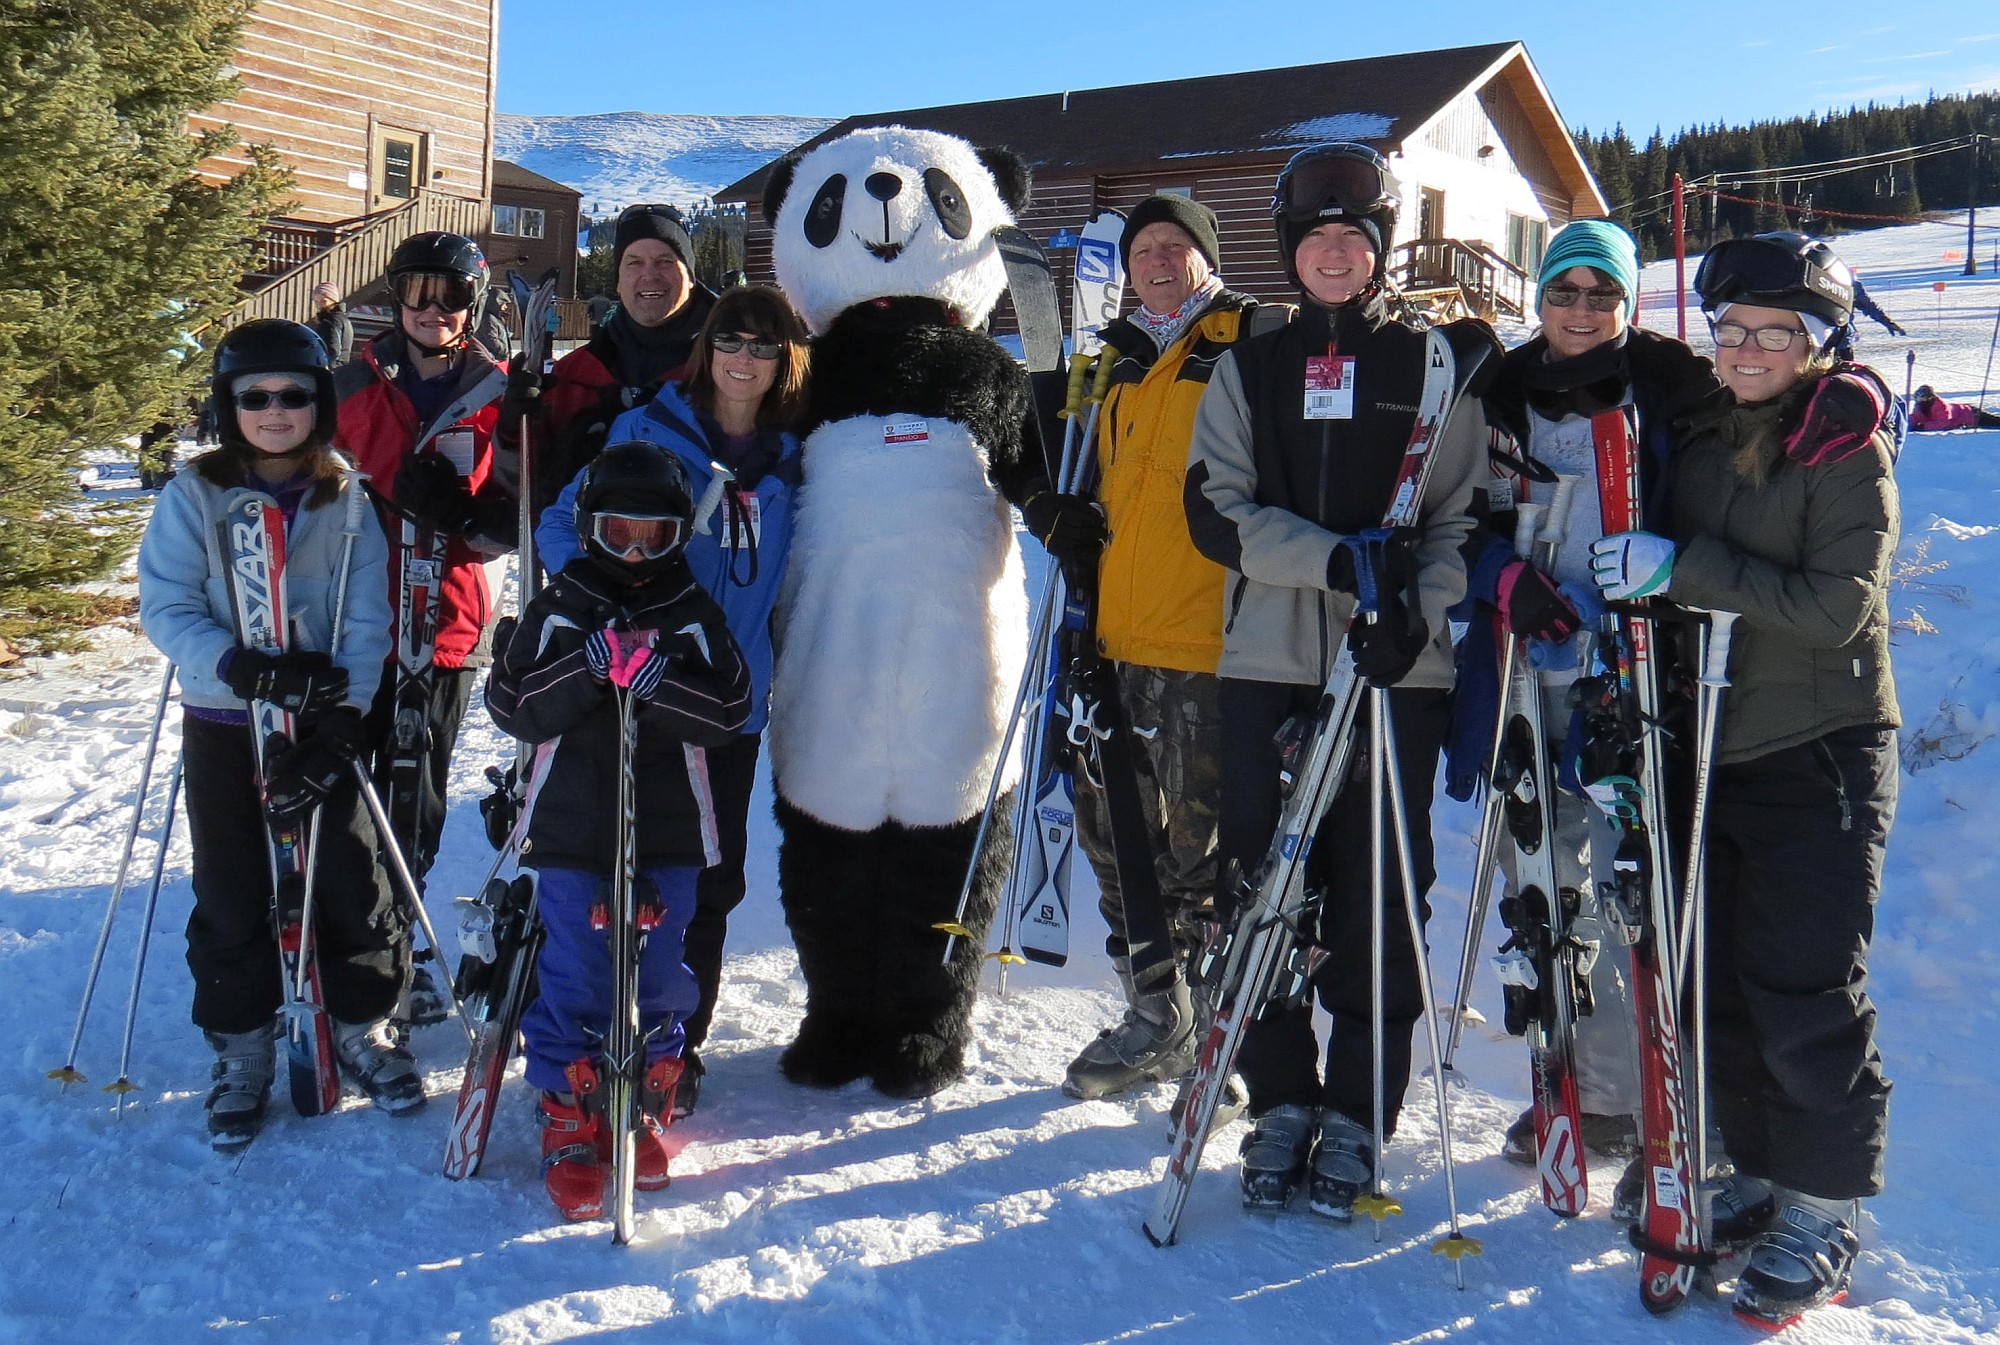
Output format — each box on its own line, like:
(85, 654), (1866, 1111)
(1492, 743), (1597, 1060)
(540, 1064), (608, 1221)
(634, 1057), (685, 1192)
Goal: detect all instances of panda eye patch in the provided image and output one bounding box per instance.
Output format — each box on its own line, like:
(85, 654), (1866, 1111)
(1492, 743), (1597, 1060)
(806, 174), (846, 249)
(924, 168), (973, 240)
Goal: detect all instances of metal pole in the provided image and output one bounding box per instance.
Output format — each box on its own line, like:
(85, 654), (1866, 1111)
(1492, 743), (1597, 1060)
(349, 762), (475, 1049)
(104, 754), (185, 1106)
(1673, 174), (1688, 343)
(1968, 135), (1982, 279)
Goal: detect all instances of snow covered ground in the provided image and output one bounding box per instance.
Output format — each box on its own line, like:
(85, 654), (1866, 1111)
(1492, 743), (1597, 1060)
(493, 113), (836, 213)
(3, 218), (1998, 1344)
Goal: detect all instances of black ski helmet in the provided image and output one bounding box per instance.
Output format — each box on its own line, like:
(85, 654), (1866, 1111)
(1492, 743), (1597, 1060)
(387, 230), (490, 295)
(208, 318), (336, 455)
(1694, 231), (1855, 331)
(575, 441), (696, 583)
(1272, 142), (1400, 289)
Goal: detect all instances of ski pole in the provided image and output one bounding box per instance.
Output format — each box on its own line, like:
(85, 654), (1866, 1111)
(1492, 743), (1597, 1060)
(1354, 688), (1401, 1238)
(606, 679), (643, 1245)
(1379, 695), (1483, 1285)
(48, 659), (176, 1086)
(349, 762), (476, 1049)
(103, 752), (184, 1107)
(1444, 500), (1546, 1067)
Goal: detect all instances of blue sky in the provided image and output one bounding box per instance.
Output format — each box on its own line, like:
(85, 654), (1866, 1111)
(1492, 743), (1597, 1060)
(498, 2), (2000, 136)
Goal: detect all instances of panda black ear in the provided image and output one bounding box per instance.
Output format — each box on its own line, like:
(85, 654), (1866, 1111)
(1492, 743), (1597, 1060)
(763, 152), (802, 228)
(977, 146), (1032, 215)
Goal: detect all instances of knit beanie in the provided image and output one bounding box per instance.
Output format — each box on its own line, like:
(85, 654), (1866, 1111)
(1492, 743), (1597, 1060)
(1120, 195), (1222, 272)
(1537, 219), (1641, 318)
(614, 204), (696, 275)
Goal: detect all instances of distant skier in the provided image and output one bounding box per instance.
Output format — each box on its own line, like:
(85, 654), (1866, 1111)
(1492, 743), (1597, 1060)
(137, 320), (414, 1150)
(486, 440), (751, 1221)
(1911, 384), (2000, 429)
(1850, 272), (1906, 337)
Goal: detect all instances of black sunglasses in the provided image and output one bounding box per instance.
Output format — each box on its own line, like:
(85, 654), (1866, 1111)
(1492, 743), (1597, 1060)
(710, 333), (783, 360)
(1542, 283), (1626, 313)
(234, 388), (315, 410)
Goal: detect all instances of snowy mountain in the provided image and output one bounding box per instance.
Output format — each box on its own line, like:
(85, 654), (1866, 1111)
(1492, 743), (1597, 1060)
(494, 112), (837, 214)
(4, 217), (1998, 1342)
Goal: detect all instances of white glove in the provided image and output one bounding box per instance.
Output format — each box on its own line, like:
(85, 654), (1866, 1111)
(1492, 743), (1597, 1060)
(1588, 530), (1676, 601)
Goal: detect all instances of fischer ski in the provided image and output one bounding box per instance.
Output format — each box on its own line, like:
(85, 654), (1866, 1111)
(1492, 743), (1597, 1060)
(219, 492), (342, 1119)
(1578, 407), (1712, 1312)
(1144, 326), (1470, 1248)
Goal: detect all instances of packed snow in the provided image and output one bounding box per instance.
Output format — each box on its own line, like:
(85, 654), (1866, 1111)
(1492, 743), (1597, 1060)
(493, 113), (837, 214)
(3, 217), (1998, 1344)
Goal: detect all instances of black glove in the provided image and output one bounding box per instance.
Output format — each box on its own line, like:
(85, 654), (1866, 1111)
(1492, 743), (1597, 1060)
(395, 453), (477, 534)
(1496, 559), (1581, 642)
(223, 648), (348, 716)
(501, 364), (543, 421)
(262, 706), (366, 818)
(1021, 491), (1108, 565)
(1342, 528), (1428, 687)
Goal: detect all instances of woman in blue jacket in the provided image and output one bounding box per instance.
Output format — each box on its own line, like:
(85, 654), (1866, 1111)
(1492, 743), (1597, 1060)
(537, 285), (809, 1114)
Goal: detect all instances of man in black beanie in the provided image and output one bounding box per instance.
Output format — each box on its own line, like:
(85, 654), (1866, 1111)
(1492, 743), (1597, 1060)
(521, 203), (717, 517)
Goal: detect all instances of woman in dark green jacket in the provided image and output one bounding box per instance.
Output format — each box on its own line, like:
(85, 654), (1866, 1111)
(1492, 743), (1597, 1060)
(1587, 232), (1898, 1326)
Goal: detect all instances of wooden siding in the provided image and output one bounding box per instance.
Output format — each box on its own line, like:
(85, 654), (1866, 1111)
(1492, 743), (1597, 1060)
(193, 0), (498, 222)
(481, 183), (581, 300)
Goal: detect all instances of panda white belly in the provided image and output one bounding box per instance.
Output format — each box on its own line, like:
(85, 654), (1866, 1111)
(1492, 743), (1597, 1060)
(769, 413), (1028, 831)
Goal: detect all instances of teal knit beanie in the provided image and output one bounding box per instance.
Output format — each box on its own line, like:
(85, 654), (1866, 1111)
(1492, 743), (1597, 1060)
(1537, 219), (1640, 318)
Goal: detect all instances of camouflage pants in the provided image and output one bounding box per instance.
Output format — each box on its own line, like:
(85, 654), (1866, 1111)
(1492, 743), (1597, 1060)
(1073, 663), (1223, 966)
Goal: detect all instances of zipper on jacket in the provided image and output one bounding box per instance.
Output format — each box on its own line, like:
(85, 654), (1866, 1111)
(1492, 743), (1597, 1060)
(1223, 574), (1248, 636)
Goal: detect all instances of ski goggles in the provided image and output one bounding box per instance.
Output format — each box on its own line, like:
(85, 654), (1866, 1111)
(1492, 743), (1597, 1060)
(233, 388), (315, 410)
(1693, 236), (1849, 313)
(1275, 149), (1396, 222)
(710, 332), (783, 360)
(1710, 319), (1808, 352)
(393, 270), (480, 314)
(590, 511), (687, 560)
(1541, 283), (1626, 313)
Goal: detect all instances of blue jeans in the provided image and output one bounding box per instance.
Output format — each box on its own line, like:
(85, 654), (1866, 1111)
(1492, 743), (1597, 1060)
(521, 864), (700, 1093)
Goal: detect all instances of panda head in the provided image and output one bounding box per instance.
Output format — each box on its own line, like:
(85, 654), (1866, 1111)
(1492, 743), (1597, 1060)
(765, 125), (1031, 335)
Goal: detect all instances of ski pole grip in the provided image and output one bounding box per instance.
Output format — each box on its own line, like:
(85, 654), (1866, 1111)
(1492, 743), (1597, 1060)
(1060, 352), (1091, 420)
(1539, 476), (1579, 551)
(341, 468), (368, 536)
(1089, 346), (1118, 403)
(693, 462), (736, 536)
(1700, 609), (1739, 688)
(1351, 528), (1390, 619)
(1512, 503), (1545, 561)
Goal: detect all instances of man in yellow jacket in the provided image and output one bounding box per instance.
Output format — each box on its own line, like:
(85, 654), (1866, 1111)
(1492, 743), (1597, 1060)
(1023, 195), (1277, 1099)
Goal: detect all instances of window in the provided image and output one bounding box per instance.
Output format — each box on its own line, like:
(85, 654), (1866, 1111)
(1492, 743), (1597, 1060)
(1507, 214), (1547, 272)
(491, 206), (548, 239)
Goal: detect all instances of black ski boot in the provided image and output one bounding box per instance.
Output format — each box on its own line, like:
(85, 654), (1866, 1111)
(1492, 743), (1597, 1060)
(1734, 1193), (1860, 1326)
(333, 1017), (427, 1115)
(1239, 1104), (1316, 1209)
(1503, 1107), (1638, 1165)
(1707, 1171), (1778, 1249)
(1307, 1109), (1375, 1222)
(1063, 957), (1196, 1100)
(204, 1024), (275, 1152)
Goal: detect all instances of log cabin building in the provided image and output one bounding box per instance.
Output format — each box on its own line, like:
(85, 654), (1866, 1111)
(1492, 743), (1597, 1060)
(718, 41), (1606, 329)
(195, 0), (501, 327)
(483, 160), (583, 300)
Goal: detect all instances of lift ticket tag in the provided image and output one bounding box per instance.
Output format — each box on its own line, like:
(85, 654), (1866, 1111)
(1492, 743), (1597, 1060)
(884, 419), (930, 445)
(1304, 354), (1356, 420)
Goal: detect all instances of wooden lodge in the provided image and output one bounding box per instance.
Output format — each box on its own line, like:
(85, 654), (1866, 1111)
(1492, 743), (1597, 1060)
(718, 41), (1607, 327)
(194, 0), (501, 327)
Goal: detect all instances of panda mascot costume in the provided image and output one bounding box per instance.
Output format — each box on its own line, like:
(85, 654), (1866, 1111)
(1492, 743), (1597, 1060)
(764, 125), (1043, 1098)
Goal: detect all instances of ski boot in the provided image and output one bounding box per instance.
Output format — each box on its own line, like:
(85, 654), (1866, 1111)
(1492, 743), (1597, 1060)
(1610, 1155), (1644, 1224)
(635, 1056), (684, 1192)
(1708, 1171), (1778, 1250)
(1062, 957), (1196, 1100)
(331, 1017), (427, 1115)
(1308, 1109), (1375, 1222)
(203, 1024), (276, 1152)
(1734, 1193), (1860, 1326)
(401, 958), (451, 1029)
(670, 1051), (703, 1122)
(1239, 1104), (1316, 1210)
(540, 1086), (606, 1221)
(1502, 1107), (1638, 1165)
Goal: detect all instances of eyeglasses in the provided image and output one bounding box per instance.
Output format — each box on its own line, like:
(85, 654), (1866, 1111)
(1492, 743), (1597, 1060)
(1711, 320), (1806, 352)
(393, 271), (479, 314)
(590, 511), (687, 560)
(234, 388), (315, 410)
(1542, 284), (1626, 313)
(710, 332), (783, 360)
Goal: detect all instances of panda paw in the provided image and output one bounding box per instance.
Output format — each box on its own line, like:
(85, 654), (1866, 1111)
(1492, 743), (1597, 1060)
(871, 1030), (966, 1099)
(779, 1015), (874, 1089)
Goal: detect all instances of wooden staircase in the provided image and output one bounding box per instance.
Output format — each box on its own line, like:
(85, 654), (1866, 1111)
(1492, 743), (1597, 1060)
(234, 192), (489, 328)
(1390, 238), (1531, 324)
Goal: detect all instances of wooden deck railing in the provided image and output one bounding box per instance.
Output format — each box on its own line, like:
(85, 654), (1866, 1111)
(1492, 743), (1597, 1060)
(233, 193), (490, 328)
(1390, 237), (1532, 322)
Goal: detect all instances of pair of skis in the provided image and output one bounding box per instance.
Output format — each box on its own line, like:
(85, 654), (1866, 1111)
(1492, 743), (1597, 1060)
(1144, 327), (1480, 1267)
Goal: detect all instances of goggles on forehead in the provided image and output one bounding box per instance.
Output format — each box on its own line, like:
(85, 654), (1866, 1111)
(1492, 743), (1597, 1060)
(1275, 151), (1396, 222)
(590, 511), (687, 560)
(394, 270), (479, 314)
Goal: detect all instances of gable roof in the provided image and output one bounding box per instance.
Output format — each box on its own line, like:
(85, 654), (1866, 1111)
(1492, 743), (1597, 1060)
(493, 158), (581, 197)
(719, 41), (1597, 209)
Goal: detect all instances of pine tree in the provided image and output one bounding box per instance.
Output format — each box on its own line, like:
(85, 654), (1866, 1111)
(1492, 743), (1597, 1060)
(0, 0), (286, 647)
